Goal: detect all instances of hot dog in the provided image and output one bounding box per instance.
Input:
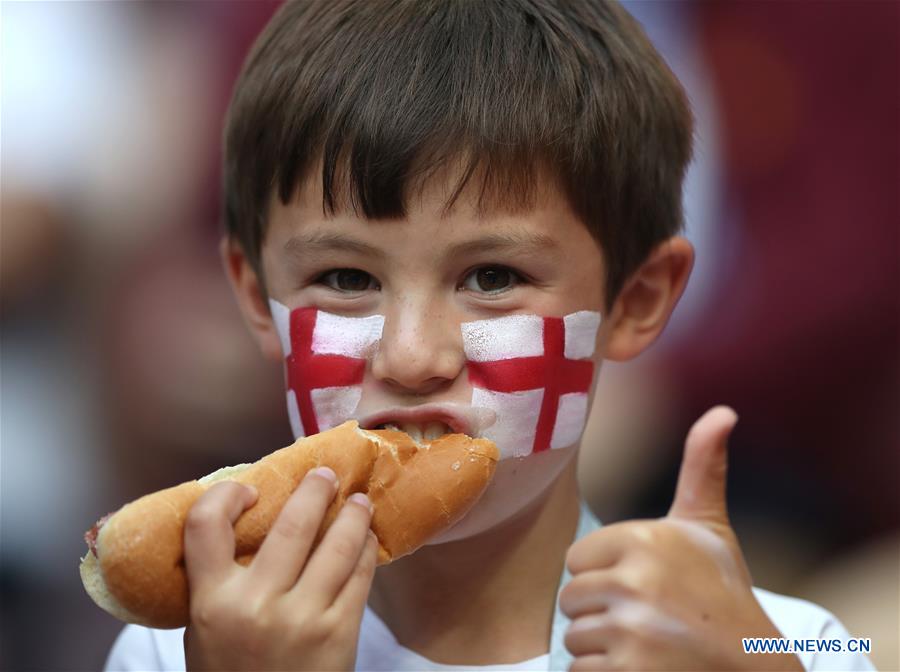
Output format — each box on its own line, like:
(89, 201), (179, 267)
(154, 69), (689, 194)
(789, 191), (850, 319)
(80, 420), (498, 629)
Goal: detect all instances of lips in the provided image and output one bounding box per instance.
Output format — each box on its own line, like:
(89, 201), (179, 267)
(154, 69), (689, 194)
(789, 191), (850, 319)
(360, 408), (465, 441)
(359, 403), (472, 441)
(358, 402), (498, 442)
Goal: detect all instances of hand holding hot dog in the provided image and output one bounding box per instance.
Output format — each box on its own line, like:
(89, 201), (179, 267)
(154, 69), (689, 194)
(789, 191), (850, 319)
(560, 406), (804, 671)
(183, 469), (377, 671)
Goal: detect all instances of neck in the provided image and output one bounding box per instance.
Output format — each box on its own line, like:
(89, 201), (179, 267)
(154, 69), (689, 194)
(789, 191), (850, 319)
(367, 458), (582, 666)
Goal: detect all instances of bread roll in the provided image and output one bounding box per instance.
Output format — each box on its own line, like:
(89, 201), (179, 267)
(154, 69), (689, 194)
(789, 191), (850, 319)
(80, 420), (498, 628)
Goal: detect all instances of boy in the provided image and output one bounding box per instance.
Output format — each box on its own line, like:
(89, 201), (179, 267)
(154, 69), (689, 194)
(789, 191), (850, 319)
(104, 1), (874, 670)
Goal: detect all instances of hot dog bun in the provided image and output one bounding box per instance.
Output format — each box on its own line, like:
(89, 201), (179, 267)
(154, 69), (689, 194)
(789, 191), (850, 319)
(80, 420), (498, 629)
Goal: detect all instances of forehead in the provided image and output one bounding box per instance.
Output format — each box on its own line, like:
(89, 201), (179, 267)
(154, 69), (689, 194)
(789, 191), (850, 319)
(265, 161), (601, 255)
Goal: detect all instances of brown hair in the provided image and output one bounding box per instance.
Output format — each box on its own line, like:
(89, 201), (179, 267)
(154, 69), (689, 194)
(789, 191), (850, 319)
(223, 0), (693, 307)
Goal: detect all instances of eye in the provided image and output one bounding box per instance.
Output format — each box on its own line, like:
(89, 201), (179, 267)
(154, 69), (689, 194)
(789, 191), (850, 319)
(317, 268), (379, 292)
(461, 266), (521, 295)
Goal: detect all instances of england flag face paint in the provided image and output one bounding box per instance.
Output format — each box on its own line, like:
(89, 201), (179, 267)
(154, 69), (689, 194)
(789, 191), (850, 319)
(461, 311), (602, 460)
(269, 300), (384, 438)
(270, 299), (601, 460)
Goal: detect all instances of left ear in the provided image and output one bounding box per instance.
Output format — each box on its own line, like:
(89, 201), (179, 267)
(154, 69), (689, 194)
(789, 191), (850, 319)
(604, 236), (694, 361)
(219, 235), (284, 363)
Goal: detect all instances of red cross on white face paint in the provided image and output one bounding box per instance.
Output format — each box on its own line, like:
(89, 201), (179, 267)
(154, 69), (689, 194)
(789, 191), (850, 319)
(270, 300), (601, 458)
(461, 312), (602, 459)
(269, 300), (384, 437)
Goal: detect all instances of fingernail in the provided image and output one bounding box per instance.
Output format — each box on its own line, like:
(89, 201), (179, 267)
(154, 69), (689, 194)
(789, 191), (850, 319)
(349, 492), (373, 513)
(310, 466), (338, 486)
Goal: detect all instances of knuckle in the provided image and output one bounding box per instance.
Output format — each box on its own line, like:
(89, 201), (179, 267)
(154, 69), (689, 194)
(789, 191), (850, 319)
(234, 604), (268, 634)
(271, 512), (318, 542)
(624, 519), (667, 551)
(189, 600), (216, 630)
(615, 556), (661, 601)
(318, 606), (348, 639)
(330, 535), (360, 563)
(293, 616), (331, 647)
(611, 570), (641, 600)
(355, 538), (377, 571)
(190, 592), (261, 632)
(185, 504), (219, 532)
(355, 542), (378, 578)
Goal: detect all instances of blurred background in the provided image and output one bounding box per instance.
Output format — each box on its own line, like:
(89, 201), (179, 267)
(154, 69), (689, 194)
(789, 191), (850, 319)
(1, 2), (897, 670)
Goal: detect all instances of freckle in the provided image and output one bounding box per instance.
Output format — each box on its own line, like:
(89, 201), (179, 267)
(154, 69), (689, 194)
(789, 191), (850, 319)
(701, 612), (710, 621)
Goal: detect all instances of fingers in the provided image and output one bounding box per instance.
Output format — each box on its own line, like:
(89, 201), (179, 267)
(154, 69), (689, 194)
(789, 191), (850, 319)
(293, 492), (376, 610)
(248, 467), (340, 593)
(559, 569), (623, 620)
(566, 530), (625, 576)
(329, 529), (379, 620)
(667, 405), (737, 525)
(565, 612), (614, 657)
(184, 481), (258, 594)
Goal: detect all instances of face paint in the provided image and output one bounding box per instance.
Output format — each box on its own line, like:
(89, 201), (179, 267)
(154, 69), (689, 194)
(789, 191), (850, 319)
(270, 300), (599, 458)
(269, 300), (384, 438)
(461, 311), (601, 459)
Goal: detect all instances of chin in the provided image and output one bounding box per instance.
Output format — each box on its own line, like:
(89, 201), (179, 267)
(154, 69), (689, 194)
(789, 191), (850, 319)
(426, 444), (579, 545)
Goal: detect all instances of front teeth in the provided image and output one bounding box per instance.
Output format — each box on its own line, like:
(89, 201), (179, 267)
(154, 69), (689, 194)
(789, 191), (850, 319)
(388, 421), (451, 441)
(423, 422), (449, 441)
(400, 423), (424, 442)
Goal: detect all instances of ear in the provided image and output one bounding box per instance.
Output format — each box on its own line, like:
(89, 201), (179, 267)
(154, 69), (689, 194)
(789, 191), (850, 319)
(604, 236), (694, 361)
(219, 236), (284, 363)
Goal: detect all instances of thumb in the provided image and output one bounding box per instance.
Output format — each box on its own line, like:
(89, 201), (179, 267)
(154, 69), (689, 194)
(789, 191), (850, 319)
(667, 405), (738, 525)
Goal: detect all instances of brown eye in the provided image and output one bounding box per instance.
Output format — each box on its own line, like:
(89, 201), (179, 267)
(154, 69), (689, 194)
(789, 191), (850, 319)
(320, 269), (376, 292)
(462, 266), (520, 294)
(476, 268), (510, 291)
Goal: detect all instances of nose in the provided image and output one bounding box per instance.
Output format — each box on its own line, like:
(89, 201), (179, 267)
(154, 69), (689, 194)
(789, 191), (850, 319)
(371, 301), (465, 396)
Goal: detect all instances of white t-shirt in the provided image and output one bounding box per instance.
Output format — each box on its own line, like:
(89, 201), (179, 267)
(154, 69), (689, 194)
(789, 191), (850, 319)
(103, 504), (875, 672)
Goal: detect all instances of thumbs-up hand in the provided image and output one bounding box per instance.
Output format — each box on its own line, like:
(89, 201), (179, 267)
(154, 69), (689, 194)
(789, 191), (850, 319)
(560, 406), (803, 671)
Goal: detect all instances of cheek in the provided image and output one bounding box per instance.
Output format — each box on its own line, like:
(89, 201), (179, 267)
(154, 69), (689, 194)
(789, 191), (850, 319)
(426, 445), (578, 544)
(464, 311), (601, 458)
(272, 301), (385, 438)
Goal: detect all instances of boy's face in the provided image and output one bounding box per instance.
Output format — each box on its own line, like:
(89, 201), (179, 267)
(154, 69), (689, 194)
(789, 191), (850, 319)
(246, 172), (611, 543)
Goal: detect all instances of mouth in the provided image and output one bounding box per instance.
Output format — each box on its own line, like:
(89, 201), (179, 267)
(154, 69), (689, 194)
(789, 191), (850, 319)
(371, 421), (454, 442)
(358, 404), (474, 442)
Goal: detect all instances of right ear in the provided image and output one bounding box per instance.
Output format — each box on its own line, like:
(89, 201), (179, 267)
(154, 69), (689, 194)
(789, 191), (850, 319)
(219, 236), (284, 363)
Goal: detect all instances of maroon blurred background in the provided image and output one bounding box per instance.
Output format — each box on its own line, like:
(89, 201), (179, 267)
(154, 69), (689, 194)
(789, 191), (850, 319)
(2, 2), (896, 670)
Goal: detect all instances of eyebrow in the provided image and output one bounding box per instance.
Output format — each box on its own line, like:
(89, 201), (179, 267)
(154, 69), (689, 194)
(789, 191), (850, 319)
(283, 232), (386, 261)
(445, 232), (559, 258)
(282, 230), (558, 263)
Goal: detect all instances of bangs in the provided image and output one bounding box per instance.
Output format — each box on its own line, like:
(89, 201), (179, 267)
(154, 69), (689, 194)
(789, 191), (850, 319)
(270, 1), (585, 220)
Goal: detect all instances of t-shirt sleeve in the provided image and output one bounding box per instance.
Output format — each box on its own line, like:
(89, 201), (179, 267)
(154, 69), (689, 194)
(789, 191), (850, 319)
(753, 587), (876, 672)
(103, 624), (186, 672)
